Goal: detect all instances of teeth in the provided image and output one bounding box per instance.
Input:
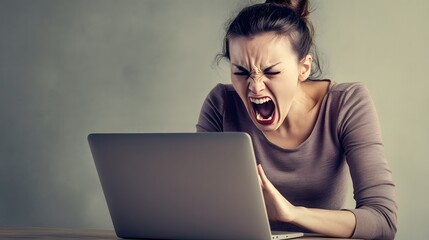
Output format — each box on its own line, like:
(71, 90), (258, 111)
(250, 97), (271, 104)
(256, 112), (273, 121)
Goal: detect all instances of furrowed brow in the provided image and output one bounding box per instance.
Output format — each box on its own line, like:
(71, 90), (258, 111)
(232, 64), (249, 73)
(263, 62), (282, 72)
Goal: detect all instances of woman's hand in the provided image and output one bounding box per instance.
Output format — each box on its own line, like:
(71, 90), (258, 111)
(257, 164), (356, 238)
(257, 164), (297, 223)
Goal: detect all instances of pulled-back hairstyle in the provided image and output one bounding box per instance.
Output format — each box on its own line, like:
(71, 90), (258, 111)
(217, 0), (322, 79)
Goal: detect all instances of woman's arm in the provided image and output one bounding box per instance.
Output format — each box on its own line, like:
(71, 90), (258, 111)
(257, 164), (356, 238)
(258, 84), (397, 239)
(338, 83), (397, 239)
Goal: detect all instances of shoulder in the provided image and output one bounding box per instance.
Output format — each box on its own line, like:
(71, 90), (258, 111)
(205, 83), (238, 105)
(327, 82), (373, 109)
(208, 83), (236, 96)
(197, 84), (240, 132)
(200, 83), (239, 114)
(327, 82), (380, 137)
(329, 81), (369, 95)
(321, 81), (377, 133)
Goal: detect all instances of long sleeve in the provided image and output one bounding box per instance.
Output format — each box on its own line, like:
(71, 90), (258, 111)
(338, 83), (398, 239)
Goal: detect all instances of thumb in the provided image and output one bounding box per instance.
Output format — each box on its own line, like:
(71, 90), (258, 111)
(257, 164), (271, 188)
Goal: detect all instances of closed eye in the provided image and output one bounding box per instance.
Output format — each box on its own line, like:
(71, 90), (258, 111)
(264, 71), (281, 75)
(232, 64), (250, 76)
(233, 72), (250, 76)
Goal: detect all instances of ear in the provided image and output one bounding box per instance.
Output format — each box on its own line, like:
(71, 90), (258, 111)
(298, 54), (312, 81)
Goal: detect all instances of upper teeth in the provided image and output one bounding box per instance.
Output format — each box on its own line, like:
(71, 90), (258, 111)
(250, 97), (271, 104)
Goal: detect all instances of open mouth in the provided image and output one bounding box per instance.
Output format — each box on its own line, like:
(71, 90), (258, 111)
(249, 97), (275, 125)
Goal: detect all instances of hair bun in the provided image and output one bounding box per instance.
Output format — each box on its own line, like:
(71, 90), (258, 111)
(265, 0), (310, 19)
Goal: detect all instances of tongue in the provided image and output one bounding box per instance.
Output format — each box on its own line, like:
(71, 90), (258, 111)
(255, 102), (274, 119)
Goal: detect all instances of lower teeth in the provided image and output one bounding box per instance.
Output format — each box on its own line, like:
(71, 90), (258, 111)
(256, 112), (272, 121)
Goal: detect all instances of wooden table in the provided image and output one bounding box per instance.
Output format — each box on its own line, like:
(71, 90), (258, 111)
(0, 227), (116, 239)
(0, 227), (358, 239)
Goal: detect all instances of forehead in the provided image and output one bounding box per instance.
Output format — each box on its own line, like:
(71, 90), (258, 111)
(228, 32), (298, 64)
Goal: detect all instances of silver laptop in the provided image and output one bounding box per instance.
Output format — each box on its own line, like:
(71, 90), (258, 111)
(88, 133), (303, 240)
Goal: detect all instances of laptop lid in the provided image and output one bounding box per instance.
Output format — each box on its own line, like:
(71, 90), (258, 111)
(88, 133), (302, 240)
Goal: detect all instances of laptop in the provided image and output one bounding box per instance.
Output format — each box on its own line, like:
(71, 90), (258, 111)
(88, 132), (304, 240)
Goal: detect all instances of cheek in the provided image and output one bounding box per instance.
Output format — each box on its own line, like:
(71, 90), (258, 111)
(268, 74), (298, 106)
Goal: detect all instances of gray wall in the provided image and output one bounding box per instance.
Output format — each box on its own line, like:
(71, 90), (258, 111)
(0, 0), (427, 239)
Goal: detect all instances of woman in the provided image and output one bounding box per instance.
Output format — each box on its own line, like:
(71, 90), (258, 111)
(197, 0), (397, 239)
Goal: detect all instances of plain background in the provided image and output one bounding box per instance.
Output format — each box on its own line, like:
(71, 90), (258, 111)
(0, 0), (428, 239)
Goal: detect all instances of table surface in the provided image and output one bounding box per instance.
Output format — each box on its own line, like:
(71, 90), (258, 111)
(0, 227), (358, 240)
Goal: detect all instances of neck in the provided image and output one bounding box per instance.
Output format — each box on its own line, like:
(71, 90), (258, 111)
(264, 81), (321, 143)
(283, 82), (319, 132)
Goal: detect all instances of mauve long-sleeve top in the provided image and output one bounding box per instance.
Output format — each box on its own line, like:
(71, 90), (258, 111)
(196, 81), (397, 240)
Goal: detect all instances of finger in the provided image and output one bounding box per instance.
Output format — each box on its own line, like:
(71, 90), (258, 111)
(257, 164), (270, 187)
(256, 164), (263, 187)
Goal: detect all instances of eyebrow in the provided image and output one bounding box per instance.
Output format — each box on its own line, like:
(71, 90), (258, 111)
(232, 64), (249, 73)
(232, 62), (282, 72)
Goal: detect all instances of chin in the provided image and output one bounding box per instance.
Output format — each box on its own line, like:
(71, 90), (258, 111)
(255, 123), (279, 133)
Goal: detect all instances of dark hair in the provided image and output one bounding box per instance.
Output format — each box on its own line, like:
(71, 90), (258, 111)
(216, 0), (322, 79)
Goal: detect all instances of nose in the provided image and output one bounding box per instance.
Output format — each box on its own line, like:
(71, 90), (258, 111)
(248, 76), (265, 94)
